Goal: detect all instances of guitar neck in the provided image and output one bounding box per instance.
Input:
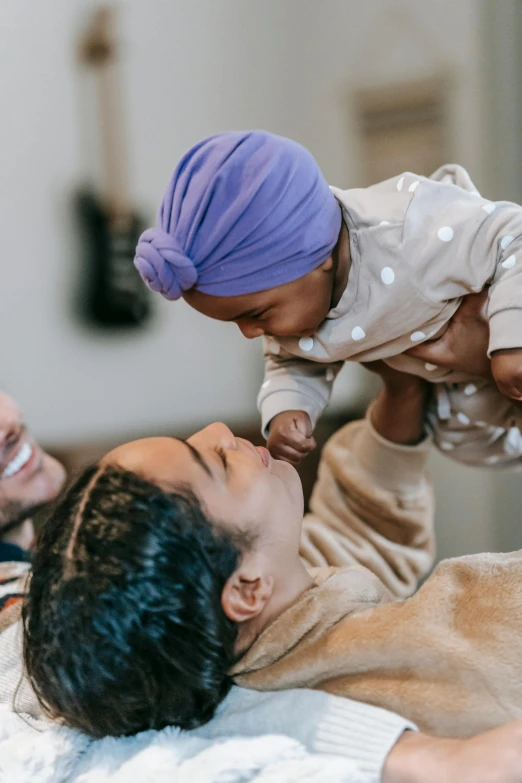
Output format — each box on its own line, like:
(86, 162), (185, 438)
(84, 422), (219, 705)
(80, 6), (131, 222)
(97, 59), (130, 221)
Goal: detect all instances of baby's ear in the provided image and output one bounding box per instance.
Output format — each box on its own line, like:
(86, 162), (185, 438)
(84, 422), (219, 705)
(318, 255), (334, 272)
(221, 555), (273, 623)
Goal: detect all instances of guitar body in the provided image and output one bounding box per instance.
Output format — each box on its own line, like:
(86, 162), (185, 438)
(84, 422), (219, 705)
(76, 189), (151, 328)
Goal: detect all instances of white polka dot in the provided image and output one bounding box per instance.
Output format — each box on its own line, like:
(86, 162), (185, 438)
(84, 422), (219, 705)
(440, 441), (455, 451)
(464, 383), (477, 396)
(261, 380), (271, 389)
(269, 340), (280, 355)
(482, 203), (496, 215)
(381, 267), (395, 285)
(351, 326), (366, 341)
(505, 426), (522, 456)
(476, 420), (486, 427)
(408, 180), (420, 193)
(380, 220), (390, 226)
(486, 455), (500, 465)
(299, 337), (314, 352)
(397, 176), (404, 192)
(425, 363), (437, 371)
(457, 412), (470, 425)
(501, 235), (514, 250)
(502, 254), (516, 269)
(410, 331), (426, 342)
(437, 226), (454, 242)
(325, 368), (335, 382)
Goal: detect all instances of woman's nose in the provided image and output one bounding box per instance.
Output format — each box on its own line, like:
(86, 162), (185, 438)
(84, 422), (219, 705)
(197, 422), (237, 451)
(238, 322), (264, 340)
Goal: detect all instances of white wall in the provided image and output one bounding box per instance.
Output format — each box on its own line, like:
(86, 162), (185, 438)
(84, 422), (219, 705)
(0, 0), (486, 447)
(0, 0), (271, 446)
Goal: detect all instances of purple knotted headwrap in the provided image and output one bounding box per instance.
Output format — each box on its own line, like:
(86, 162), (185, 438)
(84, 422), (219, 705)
(134, 131), (341, 300)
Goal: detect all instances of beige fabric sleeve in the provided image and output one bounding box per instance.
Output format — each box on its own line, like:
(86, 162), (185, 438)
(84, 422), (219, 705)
(402, 171), (522, 355)
(485, 206), (522, 354)
(300, 412), (435, 599)
(257, 337), (343, 436)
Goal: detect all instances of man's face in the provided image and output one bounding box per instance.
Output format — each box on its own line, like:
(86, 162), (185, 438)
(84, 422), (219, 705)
(0, 393), (66, 530)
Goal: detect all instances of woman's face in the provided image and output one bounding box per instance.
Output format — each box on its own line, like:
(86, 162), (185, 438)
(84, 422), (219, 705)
(104, 423), (305, 566)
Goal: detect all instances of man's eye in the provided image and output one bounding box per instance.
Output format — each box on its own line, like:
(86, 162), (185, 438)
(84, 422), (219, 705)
(216, 447), (228, 470)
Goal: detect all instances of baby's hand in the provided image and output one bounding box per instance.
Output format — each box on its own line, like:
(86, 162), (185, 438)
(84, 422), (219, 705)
(267, 410), (316, 466)
(491, 349), (522, 401)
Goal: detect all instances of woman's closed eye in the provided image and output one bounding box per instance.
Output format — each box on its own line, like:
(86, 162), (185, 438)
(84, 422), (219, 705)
(216, 447), (229, 471)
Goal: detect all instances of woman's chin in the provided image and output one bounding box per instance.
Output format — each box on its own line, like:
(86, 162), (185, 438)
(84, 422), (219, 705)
(274, 459), (304, 511)
(273, 456), (297, 478)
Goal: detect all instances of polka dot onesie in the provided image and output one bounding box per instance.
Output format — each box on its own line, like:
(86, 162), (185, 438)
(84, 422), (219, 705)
(258, 164), (522, 467)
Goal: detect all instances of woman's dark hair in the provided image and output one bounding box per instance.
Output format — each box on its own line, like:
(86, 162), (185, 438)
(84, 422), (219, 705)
(23, 464), (249, 738)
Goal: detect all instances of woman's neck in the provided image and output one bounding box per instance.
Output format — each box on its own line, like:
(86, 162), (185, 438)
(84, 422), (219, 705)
(235, 561), (314, 654)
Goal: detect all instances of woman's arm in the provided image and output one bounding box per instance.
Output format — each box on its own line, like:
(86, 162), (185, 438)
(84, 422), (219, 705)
(384, 720), (522, 783)
(367, 361), (428, 445)
(300, 367), (435, 599)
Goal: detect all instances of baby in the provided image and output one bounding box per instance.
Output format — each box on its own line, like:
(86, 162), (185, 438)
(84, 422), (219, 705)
(135, 131), (522, 467)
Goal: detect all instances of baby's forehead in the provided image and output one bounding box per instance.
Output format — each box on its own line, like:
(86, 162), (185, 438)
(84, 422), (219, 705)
(184, 286), (276, 320)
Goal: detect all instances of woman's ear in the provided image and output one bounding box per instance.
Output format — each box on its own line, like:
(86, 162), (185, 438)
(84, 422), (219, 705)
(221, 556), (274, 623)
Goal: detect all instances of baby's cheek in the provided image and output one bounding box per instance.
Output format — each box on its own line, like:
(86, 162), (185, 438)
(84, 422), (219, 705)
(287, 306), (323, 334)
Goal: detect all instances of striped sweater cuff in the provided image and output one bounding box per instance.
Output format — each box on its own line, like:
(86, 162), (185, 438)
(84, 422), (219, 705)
(314, 698), (417, 781)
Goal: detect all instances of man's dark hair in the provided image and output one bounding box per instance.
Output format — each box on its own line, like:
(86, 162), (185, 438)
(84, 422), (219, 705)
(23, 464), (248, 738)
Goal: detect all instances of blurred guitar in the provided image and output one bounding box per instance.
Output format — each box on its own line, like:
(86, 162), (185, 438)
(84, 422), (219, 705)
(76, 6), (151, 328)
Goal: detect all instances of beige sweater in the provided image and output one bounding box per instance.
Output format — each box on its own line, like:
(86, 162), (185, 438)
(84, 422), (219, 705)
(232, 414), (522, 738)
(4, 414), (522, 738)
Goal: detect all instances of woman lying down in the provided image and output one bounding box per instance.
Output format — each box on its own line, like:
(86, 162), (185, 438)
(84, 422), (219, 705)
(9, 361), (522, 747)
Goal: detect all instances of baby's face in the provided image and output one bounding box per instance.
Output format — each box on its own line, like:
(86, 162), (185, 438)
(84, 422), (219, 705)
(184, 257), (335, 340)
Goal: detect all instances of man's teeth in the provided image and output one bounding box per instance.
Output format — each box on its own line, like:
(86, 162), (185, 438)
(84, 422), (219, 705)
(2, 443), (33, 478)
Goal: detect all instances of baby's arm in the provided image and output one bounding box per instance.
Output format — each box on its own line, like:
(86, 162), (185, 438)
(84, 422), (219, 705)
(258, 338), (343, 463)
(485, 206), (522, 399)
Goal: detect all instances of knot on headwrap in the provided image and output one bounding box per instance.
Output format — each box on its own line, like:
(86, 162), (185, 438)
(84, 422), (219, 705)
(135, 131), (342, 299)
(134, 227), (198, 301)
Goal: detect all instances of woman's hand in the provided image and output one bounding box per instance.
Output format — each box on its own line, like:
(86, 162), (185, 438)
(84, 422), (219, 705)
(405, 290), (493, 379)
(362, 361), (428, 446)
(383, 721), (522, 783)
